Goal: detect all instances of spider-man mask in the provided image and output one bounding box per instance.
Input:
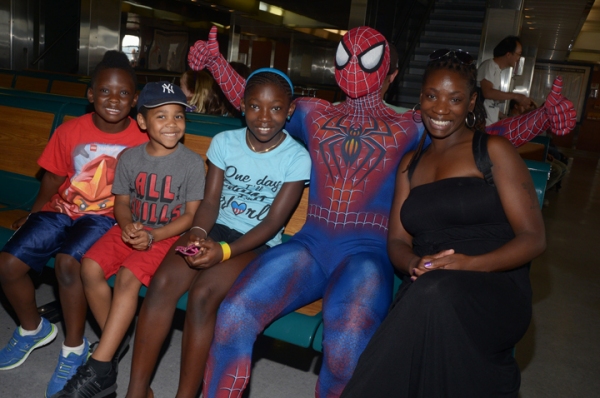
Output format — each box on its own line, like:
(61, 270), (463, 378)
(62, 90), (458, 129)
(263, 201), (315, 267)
(335, 27), (389, 99)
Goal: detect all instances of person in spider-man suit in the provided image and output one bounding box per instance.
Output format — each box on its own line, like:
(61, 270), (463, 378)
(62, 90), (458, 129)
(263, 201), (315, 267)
(187, 26), (575, 398)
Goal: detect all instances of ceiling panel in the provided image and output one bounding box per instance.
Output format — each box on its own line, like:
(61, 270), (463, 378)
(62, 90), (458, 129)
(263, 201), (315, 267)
(521, 0), (595, 61)
(569, 1), (600, 62)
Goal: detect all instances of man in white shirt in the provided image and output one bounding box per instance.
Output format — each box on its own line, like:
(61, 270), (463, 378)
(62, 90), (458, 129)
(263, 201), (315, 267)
(477, 36), (533, 125)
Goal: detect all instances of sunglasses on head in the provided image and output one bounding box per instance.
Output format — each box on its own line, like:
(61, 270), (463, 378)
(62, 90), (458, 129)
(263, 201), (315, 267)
(428, 49), (474, 65)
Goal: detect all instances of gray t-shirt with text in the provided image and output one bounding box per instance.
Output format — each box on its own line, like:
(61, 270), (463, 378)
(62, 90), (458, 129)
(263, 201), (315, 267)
(113, 142), (205, 227)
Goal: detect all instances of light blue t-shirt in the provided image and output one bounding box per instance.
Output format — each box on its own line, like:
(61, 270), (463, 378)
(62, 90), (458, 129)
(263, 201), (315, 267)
(207, 127), (311, 247)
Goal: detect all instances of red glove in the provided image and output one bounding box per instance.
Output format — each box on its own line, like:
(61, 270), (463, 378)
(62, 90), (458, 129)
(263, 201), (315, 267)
(186, 26), (246, 110)
(187, 26), (221, 71)
(544, 76), (577, 136)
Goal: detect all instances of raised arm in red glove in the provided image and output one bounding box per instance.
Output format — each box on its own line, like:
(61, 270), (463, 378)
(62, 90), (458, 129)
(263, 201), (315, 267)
(486, 76), (576, 147)
(187, 26), (245, 110)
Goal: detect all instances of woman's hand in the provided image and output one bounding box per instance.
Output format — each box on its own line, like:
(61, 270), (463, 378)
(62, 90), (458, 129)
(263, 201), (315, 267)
(184, 238), (223, 269)
(411, 249), (456, 280)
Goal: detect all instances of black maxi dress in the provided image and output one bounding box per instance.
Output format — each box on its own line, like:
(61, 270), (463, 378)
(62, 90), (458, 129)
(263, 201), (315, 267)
(341, 132), (532, 398)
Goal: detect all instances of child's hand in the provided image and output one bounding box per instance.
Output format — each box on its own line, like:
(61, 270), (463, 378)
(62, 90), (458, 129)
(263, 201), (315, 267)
(187, 232), (204, 247)
(121, 222), (142, 242)
(122, 223), (152, 250)
(184, 238), (221, 269)
(175, 233), (207, 257)
(11, 216), (28, 230)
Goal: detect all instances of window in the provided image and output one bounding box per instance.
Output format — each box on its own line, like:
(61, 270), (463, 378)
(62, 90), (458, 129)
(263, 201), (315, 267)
(122, 35), (140, 66)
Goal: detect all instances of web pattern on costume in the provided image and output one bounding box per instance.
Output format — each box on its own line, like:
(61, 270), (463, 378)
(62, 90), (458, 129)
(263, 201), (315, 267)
(219, 365), (250, 398)
(335, 27), (389, 98)
(486, 77), (576, 147)
(319, 115), (392, 179)
(304, 100), (404, 230)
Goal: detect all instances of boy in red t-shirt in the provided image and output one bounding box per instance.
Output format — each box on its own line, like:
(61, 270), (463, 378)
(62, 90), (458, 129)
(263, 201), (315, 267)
(0, 51), (148, 398)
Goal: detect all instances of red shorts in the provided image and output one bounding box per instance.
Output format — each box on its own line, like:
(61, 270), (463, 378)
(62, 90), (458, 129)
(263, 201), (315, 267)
(83, 225), (179, 286)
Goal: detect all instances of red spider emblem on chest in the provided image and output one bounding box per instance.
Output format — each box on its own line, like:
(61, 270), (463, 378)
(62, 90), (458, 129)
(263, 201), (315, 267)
(319, 115), (392, 185)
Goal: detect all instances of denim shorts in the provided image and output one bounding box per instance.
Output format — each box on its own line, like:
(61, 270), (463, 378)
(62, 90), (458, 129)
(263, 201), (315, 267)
(2, 211), (115, 272)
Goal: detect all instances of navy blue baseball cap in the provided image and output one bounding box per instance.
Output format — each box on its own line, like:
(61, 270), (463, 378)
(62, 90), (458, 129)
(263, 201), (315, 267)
(137, 81), (188, 111)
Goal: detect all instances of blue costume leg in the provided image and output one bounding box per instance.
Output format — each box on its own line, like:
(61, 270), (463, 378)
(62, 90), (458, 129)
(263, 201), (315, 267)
(317, 251), (393, 398)
(203, 239), (328, 398)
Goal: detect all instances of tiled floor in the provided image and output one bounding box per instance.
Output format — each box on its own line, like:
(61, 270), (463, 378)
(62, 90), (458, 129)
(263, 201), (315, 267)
(0, 147), (599, 398)
(517, 149), (600, 397)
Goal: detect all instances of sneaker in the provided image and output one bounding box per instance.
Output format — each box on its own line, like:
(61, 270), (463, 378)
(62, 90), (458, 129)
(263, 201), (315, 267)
(45, 338), (90, 398)
(0, 318), (58, 370)
(52, 360), (117, 398)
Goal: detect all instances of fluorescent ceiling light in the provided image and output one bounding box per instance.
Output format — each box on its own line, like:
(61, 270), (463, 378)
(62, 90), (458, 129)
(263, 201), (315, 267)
(324, 29), (347, 36)
(123, 1), (152, 9)
(259, 2), (283, 16)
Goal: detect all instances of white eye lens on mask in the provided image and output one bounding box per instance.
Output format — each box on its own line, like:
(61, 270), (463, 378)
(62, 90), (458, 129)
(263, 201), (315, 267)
(335, 41), (351, 69)
(358, 42), (385, 73)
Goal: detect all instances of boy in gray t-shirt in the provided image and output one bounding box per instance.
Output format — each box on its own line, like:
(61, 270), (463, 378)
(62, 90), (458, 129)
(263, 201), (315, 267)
(54, 82), (205, 397)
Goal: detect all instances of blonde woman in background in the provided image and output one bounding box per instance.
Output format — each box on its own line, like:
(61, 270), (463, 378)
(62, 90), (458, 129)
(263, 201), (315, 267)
(180, 70), (239, 117)
(180, 70), (213, 113)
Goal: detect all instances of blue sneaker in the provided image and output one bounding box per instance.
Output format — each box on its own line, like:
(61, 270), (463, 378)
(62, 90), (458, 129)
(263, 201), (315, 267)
(45, 338), (90, 398)
(0, 317), (58, 370)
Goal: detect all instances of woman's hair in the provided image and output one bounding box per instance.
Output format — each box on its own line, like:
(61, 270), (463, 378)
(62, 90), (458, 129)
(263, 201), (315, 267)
(182, 70), (213, 114)
(182, 70), (235, 116)
(90, 50), (137, 88)
(245, 70), (294, 104)
(207, 79), (238, 117)
(405, 53), (486, 172)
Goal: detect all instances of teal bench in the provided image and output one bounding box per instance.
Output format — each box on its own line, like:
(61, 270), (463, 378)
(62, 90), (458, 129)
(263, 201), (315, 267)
(524, 159), (551, 207)
(0, 68), (176, 98)
(0, 68), (91, 97)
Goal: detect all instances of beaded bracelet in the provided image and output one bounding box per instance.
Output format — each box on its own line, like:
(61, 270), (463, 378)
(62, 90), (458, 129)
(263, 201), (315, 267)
(146, 230), (154, 250)
(219, 241), (231, 262)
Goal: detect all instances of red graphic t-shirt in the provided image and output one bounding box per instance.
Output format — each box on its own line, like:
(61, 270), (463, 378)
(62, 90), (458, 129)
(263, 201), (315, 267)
(38, 113), (148, 219)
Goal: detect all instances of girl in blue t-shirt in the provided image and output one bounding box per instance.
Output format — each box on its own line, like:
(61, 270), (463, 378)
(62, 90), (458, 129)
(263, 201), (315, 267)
(126, 68), (311, 398)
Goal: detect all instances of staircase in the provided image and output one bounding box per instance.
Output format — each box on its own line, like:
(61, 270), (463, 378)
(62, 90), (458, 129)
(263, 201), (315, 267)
(391, 0), (487, 108)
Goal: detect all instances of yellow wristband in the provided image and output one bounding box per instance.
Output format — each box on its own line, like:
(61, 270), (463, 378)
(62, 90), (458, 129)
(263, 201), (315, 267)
(219, 241), (231, 262)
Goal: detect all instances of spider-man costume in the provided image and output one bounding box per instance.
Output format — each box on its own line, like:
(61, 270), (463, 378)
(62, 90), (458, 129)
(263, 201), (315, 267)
(188, 26), (575, 398)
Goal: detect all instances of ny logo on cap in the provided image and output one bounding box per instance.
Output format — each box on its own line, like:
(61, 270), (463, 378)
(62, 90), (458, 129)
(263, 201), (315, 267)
(162, 83), (174, 94)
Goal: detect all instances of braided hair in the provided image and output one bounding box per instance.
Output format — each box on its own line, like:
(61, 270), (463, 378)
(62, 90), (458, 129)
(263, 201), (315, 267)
(405, 53), (486, 172)
(90, 50), (137, 89)
(244, 72), (293, 104)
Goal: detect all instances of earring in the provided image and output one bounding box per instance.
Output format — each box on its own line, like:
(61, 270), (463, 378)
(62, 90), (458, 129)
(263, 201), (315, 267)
(286, 115), (291, 121)
(241, 111), (245, 116)
(412, 103), (422, 124)
(465, 111), (476, 128)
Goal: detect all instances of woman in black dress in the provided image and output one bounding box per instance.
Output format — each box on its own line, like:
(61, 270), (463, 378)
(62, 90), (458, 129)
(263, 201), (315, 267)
(340, 51), (545, 397)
